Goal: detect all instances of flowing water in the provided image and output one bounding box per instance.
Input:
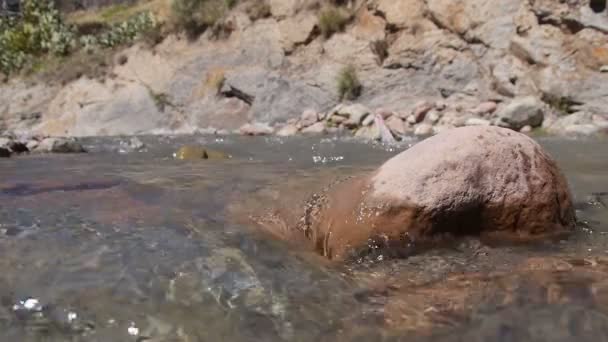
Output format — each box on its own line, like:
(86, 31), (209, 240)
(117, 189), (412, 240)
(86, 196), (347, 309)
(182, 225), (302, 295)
(0, 134), (607, 342)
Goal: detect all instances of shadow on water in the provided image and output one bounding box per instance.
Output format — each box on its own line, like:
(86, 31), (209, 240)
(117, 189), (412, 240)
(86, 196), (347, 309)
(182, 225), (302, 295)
(0, 134), (606, 341)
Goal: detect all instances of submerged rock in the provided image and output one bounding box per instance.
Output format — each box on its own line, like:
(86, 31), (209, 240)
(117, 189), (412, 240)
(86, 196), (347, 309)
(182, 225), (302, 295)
(290, 126), (575, 260)
(173, 146), (229, 160)
(0, 147), (10, 158)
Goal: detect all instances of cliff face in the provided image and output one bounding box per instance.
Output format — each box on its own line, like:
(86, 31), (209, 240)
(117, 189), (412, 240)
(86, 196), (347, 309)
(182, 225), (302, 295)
(1, 0), (608, 137)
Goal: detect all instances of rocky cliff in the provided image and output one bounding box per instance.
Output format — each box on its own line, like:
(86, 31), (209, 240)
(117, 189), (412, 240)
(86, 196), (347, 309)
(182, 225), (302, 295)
(1, 0), (607, 137)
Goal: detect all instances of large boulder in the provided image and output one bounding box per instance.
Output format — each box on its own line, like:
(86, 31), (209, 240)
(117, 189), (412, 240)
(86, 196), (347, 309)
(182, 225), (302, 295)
(294, 126), (575, 260)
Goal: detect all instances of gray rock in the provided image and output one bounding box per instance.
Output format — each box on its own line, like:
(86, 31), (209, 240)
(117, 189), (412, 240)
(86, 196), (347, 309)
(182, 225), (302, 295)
(340, 104), (371, 128)
(546, 112), (599, 136)
(26, 140), (39, 151)
(355, 125), (380, 141)
(496, 96), (545, 130)
(128, 137), (145, 151)
(35, 137), (86, 153)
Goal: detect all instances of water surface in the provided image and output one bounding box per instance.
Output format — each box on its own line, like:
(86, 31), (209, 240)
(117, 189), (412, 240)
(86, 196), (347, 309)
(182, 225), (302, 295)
(0, 134), (607, 341)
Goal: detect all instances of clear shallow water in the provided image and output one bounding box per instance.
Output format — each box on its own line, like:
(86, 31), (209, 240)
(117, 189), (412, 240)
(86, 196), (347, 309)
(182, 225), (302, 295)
(0, 134), (606, 341)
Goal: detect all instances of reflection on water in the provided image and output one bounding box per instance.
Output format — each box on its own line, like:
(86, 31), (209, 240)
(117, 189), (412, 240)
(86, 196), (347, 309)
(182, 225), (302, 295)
(0, 134), (606, 341)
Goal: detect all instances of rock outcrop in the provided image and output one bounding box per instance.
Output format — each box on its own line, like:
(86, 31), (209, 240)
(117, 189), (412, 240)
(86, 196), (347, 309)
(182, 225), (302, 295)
(290, 126), (576, 260)
(1, 0), (607, 137)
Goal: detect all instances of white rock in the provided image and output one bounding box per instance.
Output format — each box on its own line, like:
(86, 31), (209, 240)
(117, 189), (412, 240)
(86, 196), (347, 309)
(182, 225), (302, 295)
(299, 109), (319, 127)
(239, 123), (274, 136)
(301, 122), (326, 134)
(276, 124), (299, 137)
(414, 123), (434, 136)
(465, 118), (492, 126)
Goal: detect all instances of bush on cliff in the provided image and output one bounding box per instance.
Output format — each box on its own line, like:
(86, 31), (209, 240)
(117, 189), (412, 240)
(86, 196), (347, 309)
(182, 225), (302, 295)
(337, 65), (362, 101)
(318, 6), (350, 39)
(0, 0), (76, 74)
(171, 0), (234, 37)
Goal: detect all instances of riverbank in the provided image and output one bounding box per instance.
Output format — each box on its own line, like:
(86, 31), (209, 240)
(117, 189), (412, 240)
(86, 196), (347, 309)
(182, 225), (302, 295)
(1, 0), (607, 139)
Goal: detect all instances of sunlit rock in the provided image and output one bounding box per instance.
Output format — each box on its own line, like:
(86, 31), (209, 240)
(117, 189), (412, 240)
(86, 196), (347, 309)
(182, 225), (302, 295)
(292, 126), (576, 260)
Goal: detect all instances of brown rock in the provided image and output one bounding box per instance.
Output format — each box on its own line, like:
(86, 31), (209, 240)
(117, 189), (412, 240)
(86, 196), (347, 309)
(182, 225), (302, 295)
(294, 126), (575, 260)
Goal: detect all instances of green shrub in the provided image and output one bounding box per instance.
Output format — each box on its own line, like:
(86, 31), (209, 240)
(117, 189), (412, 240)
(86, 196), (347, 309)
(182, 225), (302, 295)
(171, 0), (229, 37)
(318, 6), (350, 39)
(0, 0), (76, 74)
(337, 65), (362, 101)
(81, 12), (157, 49)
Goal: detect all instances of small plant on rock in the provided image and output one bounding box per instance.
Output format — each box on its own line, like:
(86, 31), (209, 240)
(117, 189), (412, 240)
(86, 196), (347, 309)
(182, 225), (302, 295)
(318, 6), (350, 39)
(171, 0), (229, 38)
(337, 65), (362, 101)
(245, 0), (271, 21)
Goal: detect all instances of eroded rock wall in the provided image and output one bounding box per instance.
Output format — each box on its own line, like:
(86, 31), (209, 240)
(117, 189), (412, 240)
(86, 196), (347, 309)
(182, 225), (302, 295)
(1, 0), (607, 136)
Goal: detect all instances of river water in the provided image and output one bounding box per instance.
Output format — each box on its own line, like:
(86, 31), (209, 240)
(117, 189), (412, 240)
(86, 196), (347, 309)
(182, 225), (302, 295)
(0, 134), (607, 341)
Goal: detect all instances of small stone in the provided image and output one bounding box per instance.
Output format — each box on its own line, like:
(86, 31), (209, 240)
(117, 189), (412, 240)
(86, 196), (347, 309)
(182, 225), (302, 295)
(412, 100), (434, 123)
(301, 122), (327, 134)
(414, 123), (434, 136)
(128, 137), (145, 151)
(472, 101), (498, 115)
(300, 109), (319, 127)
(0, 137), (11, 148)
(465, 118), (492, 126)
(341, 104), (371, 128)
(361, 114), (375, 126)
(329, 115), (347, 125)
(355, 125), (380, 141)
(239, 123), (274, 136)
(426, 111), (441, 124)
(406, 115), (417, 125)
(276, 124), (299, 137)
(385, 116), (407, 136)
(600, 65), (608, 73)
(26, 140), (39, 151)
(0, 147), (10, 158)
(520, 125), (533, 133)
